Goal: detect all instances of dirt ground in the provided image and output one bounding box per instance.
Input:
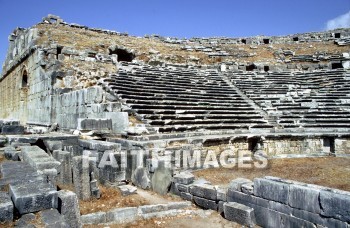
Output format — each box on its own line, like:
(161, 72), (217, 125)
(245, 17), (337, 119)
(193, 157), (350, 191)
(79, 186), (182, 215)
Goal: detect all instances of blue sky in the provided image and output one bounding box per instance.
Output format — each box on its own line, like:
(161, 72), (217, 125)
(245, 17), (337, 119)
(0, 0), (349, 72)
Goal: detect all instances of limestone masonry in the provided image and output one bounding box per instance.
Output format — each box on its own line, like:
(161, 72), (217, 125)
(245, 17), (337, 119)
(0, 15), (350, 227)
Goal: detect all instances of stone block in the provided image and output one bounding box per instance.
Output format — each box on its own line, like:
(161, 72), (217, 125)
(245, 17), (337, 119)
(44, 140), (63, 152)
(291, 207), (347, 227)
(224, 202), (256, 227)
(288, 184), (321, 213)
(57, 190), (82, 228)
(193, 196), (218, 210)
(1, 125), (24, 135)
(21, 146), (61, 171)
(151, 161), (172, 195)
(0, 192), (13, 223)
(320, 190), (350, 222)
(15, 213), (35, 227)
(218, 201), (225, 215)
(9, 182), (58, 215)
(4, 146), (20, 161)
(180, 192), (193, 201)
(81, 212), (106, 224)
(227, 189), (269, 208)
(53, 150), (72, 184)
(279, 212), (315, 228)
(217, 186), (227, 201)
(190, 183), (217, 200)
(39, 209), (69, 227)
(72, 156), (91, 200)
(106, 207), (138, 224)
(77, 118), (112, 131)
(177, 183), (192, 193)
(131, 167), (151, 190)
(104, 112), (128, 134)
(79, 139), (121, 151)
(172, 171), (195, 185)
(170, 182), (181, 196)
(229, 178), (253, 192)
(138, 204), (167, 214)
(241, 182), (254, 195)
(254, 178), (289, 204)
(117, 185), (137, 196)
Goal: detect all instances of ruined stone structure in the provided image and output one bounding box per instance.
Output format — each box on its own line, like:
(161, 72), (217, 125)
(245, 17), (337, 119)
(0, 15), (350, 227)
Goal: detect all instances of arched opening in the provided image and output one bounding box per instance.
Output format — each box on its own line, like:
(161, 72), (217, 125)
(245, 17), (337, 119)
(331, 62), (343, 69)
(109, 48), (135, 62)
(241, 39), (247, 44)
(264, 66), (270, 72)
(246, 64), (257, 71)
(22, 69), (28, 88)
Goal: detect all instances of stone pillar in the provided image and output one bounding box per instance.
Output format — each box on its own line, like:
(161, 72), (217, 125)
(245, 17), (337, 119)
(53, 150), (72, 185)
(72, 156), (91, 200)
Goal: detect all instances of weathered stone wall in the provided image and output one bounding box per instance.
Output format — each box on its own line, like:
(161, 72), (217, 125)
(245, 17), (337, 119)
(263, 137), (324, 156)
(172, 175), (350, 227)
(51, 86), (127, 131)
(335, 138), (350, 155)
(0, 60), (27, 121)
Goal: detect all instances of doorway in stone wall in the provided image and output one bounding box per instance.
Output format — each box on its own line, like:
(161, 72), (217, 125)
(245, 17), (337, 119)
(20, 68), (29, 123)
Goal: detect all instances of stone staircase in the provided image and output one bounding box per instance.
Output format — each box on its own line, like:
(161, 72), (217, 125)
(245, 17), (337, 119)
(100, 63), (273, 137)
(226, 69), (350, 129)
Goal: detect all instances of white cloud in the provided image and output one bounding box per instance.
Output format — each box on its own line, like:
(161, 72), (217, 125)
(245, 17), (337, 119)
(326, 11), (350, 30)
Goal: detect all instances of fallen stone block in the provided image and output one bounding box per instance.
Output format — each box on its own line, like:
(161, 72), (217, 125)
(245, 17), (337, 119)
(117, 185), (137, 196)
(320, 190), (350, 222)
(4, 147), (20, 161)
(190, 183), (217, 200)
(193, 196), (218, 211)
(254, 178), (289, 204)
(21, 146), (61, 171)
(15, 213), (36, 227)
(57, 190), (82, 228)
(9, 182), (58, 214)
(0, 192), (13, 223)
(131, 167), (151, 190)
(106, 207), (138, 224)
(39, 208), (69, 227)
(151, 161), (172, 195)
(81, 212), (106, 224)
(224, 202), (255, 227)
(173, 171), (195, 185)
